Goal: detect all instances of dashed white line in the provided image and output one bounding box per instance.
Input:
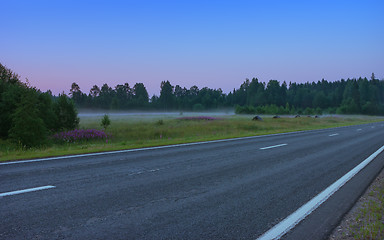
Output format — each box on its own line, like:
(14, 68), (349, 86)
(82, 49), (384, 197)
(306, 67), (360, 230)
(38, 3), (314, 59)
(256, 145), (384, 240)
(357, 129), (362, 131)
(129, 168), (161, 176)
(260, 144), (287, 150)
(329, 133), (339, 137)
(0, 186), (56, 197)
(0, 125), (358, 166)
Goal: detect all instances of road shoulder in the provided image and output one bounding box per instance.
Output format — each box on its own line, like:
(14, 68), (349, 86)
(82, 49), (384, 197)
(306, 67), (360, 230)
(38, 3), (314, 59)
(329, 165), (384, 239)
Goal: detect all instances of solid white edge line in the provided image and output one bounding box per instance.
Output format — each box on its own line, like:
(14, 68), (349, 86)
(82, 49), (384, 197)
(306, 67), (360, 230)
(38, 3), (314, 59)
(1, 122), (382, 166)
(256, 145), (384, 240)
(260, 144), (287, 150)
(0, 185), (56, 197)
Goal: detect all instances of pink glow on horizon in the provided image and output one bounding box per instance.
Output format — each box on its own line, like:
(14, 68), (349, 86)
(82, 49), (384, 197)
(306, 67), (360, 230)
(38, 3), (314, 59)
(1, 1), (383, 96)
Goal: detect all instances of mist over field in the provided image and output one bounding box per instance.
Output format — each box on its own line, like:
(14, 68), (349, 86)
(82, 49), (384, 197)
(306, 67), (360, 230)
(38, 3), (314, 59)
(77, 110), (383, 121)
(78, 110), (235, 120)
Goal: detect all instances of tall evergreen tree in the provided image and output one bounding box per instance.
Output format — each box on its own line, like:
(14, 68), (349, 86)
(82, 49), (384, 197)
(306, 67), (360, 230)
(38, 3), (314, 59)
(159, 80), (174, 110)
(133, 83), (149, 107)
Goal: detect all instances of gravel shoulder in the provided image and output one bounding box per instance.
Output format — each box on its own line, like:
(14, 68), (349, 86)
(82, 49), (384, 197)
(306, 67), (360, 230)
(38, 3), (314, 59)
(329, 165), (384, 239)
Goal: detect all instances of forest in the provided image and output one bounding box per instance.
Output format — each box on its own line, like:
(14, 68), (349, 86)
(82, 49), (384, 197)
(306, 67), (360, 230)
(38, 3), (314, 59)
(70, 74), (384, 115)
(1, 62), (384, 149)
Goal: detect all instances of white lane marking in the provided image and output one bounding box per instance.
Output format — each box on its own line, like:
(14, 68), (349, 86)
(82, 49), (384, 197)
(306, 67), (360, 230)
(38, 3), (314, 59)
(357, 129), (362, 131)
(260, 144), (287, 150)
(371, 126), (375, 129)
(329, 133), (339, 137)
(0, 186), (56, 197)
(129, 168), (161, 176)
(256, 145), (384, 240)
(1, 123), (380, 166)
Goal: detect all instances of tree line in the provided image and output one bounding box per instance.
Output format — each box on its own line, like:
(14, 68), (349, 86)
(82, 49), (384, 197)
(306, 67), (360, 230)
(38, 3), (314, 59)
(3, 61), (382, 148)
(70, 74), (384, 115)
(69, 81), (227, 111)
(0, 63), (79, 147)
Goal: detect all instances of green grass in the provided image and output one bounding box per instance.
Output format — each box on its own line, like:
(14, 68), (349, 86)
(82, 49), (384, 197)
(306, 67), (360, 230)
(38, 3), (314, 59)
(349, 181), (384, 239)
(1, 114), (383, 162)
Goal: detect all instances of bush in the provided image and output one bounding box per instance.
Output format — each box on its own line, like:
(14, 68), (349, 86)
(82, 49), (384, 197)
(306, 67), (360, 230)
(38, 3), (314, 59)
(101, 114), (111, 130)
(278, 105), (290, 114)
(255, 106), (266, 114)
(38, 92), (58, 132)
(54, 94), (79, 130)
(362, 102), (378, 115)
(0, 84), (23, 138)
(156, 119), (164, 125)
(193, 103), (204, 111)
(337, 98), (360, 114)
(328, 108), (335, 114)
(9, 88), (48, 148)
(235, 105), (256, 114)
(303, 107), (314, 115)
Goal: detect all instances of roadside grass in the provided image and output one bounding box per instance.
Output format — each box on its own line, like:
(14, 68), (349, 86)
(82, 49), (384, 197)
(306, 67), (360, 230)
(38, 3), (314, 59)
(348, 179), (384, 239)
(1, 115), (383, 162)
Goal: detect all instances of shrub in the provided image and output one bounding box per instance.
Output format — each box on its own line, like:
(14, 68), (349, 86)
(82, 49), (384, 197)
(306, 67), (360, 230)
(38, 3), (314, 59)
(315, 107), (323, 115)
(193, 103), (205, 111)
(255, 106), (266, 114)
(38, 91), (58, 132)
(9, 88), (48, 148)
(235, 105), (256, 114)
(101, 114), (111, 130)
(362, 102), (378, 115)
(156, 119), (164, 125)
(304, 107), (314, 115)
(0, 83), (23, 138)
(53, 94), (79, 130)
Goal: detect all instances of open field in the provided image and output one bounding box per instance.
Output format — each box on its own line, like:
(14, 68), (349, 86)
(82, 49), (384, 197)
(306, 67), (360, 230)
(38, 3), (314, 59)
(1, 113), (383, 162)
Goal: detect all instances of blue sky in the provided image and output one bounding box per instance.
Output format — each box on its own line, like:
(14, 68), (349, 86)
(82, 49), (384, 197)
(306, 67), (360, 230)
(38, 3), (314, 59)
(1, 0), (383, 96)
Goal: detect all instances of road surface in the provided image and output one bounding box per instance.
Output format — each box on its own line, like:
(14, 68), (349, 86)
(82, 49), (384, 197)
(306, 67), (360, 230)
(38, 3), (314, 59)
(1, 122), (384, 239)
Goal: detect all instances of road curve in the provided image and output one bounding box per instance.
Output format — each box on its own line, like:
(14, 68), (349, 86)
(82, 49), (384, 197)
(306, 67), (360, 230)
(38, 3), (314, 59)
(1, 122), (384, 239)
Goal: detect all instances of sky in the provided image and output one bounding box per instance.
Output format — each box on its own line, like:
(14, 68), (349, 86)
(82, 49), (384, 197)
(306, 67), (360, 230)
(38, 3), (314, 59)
(1, 0), (383, 96)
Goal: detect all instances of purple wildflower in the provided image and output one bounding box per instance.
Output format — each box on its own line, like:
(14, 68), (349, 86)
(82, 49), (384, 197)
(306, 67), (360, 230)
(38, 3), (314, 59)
(52, 129), (111, 143)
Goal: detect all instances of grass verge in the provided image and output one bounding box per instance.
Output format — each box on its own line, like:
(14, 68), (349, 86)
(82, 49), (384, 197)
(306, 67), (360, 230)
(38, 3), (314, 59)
(329, 166), (384, 240)
(1, 115), (383, 162)
(350, 186), (384, 239)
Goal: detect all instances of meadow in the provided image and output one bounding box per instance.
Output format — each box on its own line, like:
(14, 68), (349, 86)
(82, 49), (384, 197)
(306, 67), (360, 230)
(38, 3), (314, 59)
(0, 112), (383, 162)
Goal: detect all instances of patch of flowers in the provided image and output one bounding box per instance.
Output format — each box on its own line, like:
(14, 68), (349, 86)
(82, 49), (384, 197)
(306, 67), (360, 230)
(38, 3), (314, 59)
(52, 129), (111, 143)
(177, 116), (221, 121)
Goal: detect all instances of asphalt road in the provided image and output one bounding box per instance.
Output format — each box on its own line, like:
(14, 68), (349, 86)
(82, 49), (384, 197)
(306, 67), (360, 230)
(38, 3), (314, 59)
(1, 122), (384, 240)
